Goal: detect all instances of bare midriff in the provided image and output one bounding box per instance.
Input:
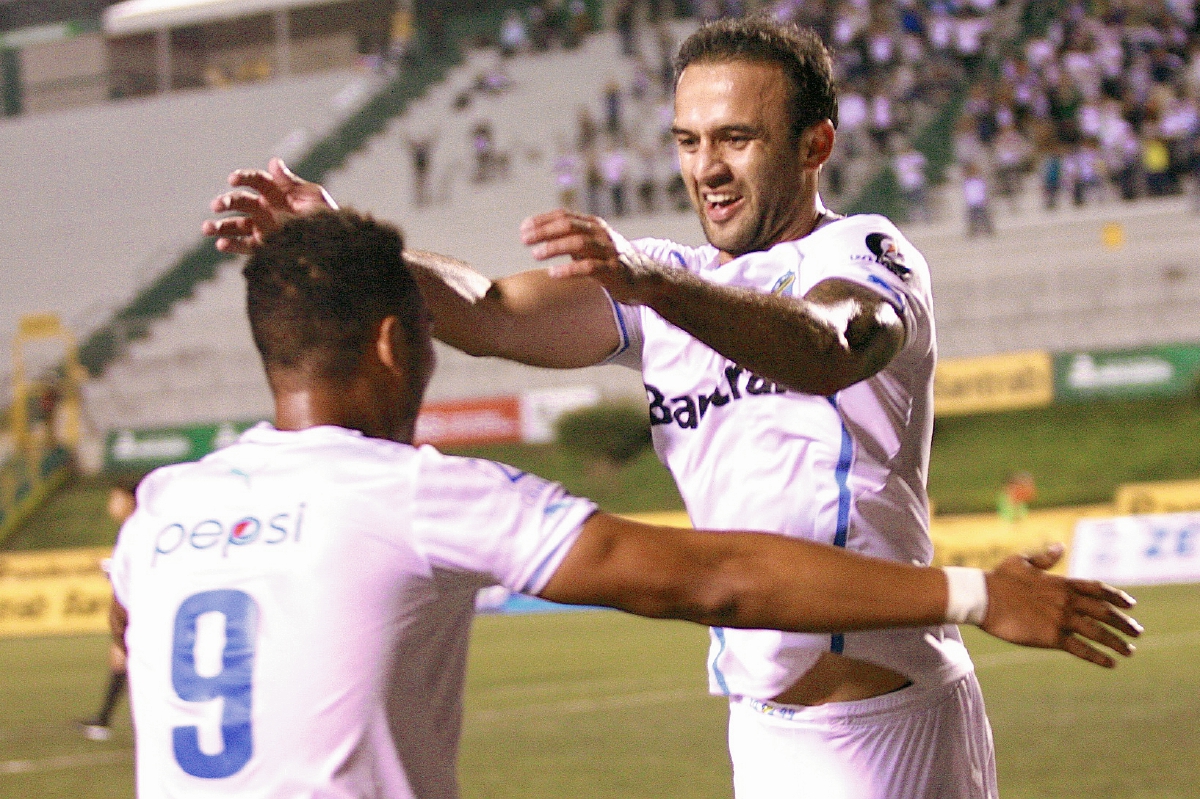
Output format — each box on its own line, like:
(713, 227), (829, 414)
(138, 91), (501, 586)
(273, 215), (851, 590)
(770, 651), (911, 706)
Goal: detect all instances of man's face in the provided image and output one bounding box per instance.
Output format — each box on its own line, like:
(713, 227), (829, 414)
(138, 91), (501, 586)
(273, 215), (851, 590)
(673, 60), (816, 262)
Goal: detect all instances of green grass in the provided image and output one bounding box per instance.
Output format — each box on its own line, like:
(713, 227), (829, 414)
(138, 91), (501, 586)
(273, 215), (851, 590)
(928, 395), (1200, 514)
(0, 583), (1196, 798)
(1, 476), (120, 552)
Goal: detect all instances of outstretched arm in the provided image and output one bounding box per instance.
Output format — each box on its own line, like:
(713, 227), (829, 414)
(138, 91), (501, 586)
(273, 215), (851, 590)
(539, 513), (1142, 669)
(203, 160), (622, 369)
(521, 209), (903, 395)
(403, 250), (622, 368)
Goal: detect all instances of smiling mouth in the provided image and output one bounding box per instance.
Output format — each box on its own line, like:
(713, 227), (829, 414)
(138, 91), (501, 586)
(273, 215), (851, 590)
(703, 192), (743, 222)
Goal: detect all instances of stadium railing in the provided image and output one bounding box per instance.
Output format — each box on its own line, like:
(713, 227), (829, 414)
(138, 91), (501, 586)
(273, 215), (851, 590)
(0, 445), (71, 548)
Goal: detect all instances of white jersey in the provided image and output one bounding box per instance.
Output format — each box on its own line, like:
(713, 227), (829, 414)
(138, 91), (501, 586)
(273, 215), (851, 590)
(610, 214), (974, 699)
(109, 423), (595, 799)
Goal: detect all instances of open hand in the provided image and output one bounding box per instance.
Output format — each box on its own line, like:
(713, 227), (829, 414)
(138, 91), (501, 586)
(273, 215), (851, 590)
(201, 157), (337, 255)
(520, 208), (662, 305)
(981, 544), (1142, 668)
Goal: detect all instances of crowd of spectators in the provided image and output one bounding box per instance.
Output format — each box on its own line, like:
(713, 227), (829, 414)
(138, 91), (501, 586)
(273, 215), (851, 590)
(952, 0), (1200, 233)
(552, 0), (1003, 219)
(552, 21), (689, 217)
(397, 0), (1200, 229)
(498, 0), (598, 54)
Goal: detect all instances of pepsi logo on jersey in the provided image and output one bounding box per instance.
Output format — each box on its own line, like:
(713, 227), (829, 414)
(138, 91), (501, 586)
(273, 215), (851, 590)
(151, 504), (306, 565)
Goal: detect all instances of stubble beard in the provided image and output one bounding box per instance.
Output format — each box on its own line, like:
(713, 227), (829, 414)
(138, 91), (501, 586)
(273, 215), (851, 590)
(695, 202), (773, 261)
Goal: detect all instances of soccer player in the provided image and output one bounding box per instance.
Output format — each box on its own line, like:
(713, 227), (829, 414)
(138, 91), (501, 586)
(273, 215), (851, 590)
(129, 209), (1138, 798)
(202, 19), (1129, 799)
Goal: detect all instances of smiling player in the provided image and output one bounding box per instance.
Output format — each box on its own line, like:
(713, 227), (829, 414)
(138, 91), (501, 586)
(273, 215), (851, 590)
(203, 18), (1127, 799)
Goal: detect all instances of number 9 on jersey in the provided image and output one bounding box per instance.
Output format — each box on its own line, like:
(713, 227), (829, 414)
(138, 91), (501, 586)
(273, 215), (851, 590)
(171, 589), (259, 779)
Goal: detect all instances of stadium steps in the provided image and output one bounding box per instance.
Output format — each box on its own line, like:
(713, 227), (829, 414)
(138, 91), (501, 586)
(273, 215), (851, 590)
(87, 24), (714, 430)
(906, 188), (1200, 358)
(0, 69), (371, 388)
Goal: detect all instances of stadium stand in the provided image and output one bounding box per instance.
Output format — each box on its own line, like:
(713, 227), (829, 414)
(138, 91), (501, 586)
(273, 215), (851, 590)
(910, 194), (1200, 359)
(7, 0), (1200, 452)
(0, 66), (380, 384)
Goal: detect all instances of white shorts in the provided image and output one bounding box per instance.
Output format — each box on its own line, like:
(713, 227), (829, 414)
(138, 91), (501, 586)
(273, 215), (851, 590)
(727, 672), (997, 799)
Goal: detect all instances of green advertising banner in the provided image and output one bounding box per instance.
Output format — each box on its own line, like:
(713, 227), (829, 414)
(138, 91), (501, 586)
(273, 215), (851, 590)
(1053, 344), (1200, 402)
(104, 420), (265, 472)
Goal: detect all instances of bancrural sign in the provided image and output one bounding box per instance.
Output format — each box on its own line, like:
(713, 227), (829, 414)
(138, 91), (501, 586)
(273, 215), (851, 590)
(1053, 344), (1200, 401)
(934, 351), (1054, 416)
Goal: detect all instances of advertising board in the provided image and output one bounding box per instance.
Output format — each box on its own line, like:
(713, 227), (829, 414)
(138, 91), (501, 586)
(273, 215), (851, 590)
(1053, 344), (1200, 402)
(1070, 512), (1200, 585)
(934, 351), (1055, 417)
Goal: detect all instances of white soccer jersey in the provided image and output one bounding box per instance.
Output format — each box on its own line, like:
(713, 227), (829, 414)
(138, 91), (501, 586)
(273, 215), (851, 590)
(611, 214), (974, 699)
(109, 423), (595, 799)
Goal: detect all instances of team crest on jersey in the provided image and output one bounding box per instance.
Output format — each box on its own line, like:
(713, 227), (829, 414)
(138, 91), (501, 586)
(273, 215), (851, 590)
(770, 271), (796, 296)
(864, 233), (910, 278)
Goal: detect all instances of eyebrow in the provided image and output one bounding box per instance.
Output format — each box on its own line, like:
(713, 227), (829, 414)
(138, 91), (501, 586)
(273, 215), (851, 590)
(670, 124), (763, 138)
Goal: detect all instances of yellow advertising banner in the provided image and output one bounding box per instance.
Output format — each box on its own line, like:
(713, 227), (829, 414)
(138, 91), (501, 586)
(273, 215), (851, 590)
(1113, 478), (1200, 516)
(0, 546), (111, 580)
(0, 547), (111, 638)
(623, 507), (1112, 574)
(0, 575), (112, 638)
(929, 505), (1111, 571)
(934, 351), (1055, 417)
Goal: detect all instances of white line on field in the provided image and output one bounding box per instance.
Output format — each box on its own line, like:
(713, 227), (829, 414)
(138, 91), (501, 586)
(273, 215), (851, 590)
(0, 749), (130, 776)
(974, 628), (1200, 670)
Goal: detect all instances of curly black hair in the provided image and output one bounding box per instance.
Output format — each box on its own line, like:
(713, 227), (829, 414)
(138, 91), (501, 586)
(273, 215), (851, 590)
(244, 209), (424, 381)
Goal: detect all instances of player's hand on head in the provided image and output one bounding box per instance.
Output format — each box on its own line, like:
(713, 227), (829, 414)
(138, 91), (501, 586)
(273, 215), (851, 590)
(980, 544), (1142, 668)
(520, 208), (660, 304)
(202, 158), (338, 255)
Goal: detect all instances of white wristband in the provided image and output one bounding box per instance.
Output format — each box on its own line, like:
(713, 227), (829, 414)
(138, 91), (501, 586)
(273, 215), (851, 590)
(943, 567), (989, 626)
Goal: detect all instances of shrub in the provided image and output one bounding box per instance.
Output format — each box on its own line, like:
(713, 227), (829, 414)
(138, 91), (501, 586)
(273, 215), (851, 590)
(555, 402), (651, 466)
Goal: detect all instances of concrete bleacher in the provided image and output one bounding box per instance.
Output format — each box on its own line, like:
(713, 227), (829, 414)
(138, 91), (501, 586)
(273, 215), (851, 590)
(906, 182), (1200, 359)
(0, 66), (384, 389)
(85, 28), (701, 432)
(26, 18), (1200, 439)
(83, 260), (271, 430)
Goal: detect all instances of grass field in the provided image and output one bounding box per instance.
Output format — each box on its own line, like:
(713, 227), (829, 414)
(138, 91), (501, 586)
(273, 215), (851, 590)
(1, 582), (1195, 798)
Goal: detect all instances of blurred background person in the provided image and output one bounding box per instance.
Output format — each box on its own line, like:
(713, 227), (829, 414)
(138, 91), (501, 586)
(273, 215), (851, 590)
(79, 479), (139, 741)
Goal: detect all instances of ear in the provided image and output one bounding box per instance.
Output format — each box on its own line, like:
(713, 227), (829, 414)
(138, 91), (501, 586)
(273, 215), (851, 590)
(375, 315), (403, 375)
(802, 119), (836, 169)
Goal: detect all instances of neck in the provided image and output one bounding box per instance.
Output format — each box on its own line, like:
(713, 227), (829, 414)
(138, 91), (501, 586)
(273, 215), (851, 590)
(716, 193), (831, 265)
(271, 371), (417, 444)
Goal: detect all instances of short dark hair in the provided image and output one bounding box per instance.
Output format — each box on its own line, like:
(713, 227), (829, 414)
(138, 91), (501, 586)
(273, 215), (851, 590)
(244, 209), (424, 381)
(674, 17), (838, 138)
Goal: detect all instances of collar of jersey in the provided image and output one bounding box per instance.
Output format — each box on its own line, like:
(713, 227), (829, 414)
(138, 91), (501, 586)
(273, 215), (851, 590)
(239, 421), (368, 445)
